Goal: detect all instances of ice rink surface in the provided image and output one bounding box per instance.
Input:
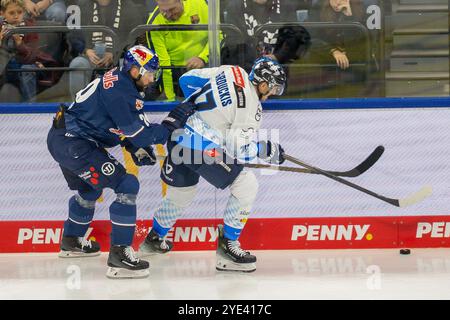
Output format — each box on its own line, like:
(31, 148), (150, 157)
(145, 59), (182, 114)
(0, 249), (449, 300)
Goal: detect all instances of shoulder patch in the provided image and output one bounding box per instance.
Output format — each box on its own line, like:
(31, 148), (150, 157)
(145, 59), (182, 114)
(231, 66), (245, 88)
(234, 83), (246, 109)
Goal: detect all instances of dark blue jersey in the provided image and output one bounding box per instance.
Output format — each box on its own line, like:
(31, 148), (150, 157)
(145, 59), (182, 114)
(65, 68), (169, 148)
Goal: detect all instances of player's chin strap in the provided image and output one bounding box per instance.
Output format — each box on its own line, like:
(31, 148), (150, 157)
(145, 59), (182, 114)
(129, 66), (148, 84)
(130, 70), (144, 92)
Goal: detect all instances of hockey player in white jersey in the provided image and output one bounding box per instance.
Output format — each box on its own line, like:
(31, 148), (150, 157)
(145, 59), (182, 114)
(138, 57), (287, 272)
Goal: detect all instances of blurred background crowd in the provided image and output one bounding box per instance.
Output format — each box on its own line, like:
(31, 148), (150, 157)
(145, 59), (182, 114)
(0, 0), (448, 102)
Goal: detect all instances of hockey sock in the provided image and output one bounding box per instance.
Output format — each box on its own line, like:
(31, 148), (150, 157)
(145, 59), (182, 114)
(153, 198), (184, 237)
(64, 190), (101, 237)
(223, 195), (251, 241)
(109, 195), (137, 246)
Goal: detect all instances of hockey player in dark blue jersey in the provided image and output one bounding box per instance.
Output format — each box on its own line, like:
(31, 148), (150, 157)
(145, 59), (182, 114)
(47, 45), (195, 279)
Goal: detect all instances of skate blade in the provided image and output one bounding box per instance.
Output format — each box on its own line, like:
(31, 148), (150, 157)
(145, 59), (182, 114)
(137, 245), (170, 258)
(137, 249), (159, 258)
(106, 267), (150, 279)
(58, 250), (101, 258)
(216, 259), (256, 273)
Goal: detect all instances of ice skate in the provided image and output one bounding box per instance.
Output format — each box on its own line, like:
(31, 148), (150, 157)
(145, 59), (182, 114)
(58, 236), (101, 258)
(138, 228), (173, 258)
(216, 224), (256, 272)
(106, 245), (150, 279)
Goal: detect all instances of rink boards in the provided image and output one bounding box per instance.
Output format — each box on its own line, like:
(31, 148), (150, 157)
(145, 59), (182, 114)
(1, 216), (450, 252)
(1, 101), (449, 252)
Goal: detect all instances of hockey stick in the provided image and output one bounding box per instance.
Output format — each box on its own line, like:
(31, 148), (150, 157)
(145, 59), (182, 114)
(154, 145), (384, 177)
(245, 145), (385, 177)
(283, 153), (432, 208)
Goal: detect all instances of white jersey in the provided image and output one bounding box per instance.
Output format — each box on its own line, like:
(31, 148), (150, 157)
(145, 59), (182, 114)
(180, 65), (263, 161)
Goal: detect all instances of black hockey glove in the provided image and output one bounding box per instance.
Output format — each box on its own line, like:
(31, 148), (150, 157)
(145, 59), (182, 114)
(257, 141), (285, 165)
(125, 144), (157, 166)
(162, 101), (197, 133)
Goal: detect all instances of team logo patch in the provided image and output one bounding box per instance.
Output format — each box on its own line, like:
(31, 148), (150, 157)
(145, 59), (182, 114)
(255, 106), (262, 121)
(165, 161), (173, 175)
(231, 66), (245, 88)
(78, 171), (92, 181)
(135, 99), (144, 110)
(101, 162), (115, 176)
(190, 14), (200, 24)
(234, 83), (246, 109)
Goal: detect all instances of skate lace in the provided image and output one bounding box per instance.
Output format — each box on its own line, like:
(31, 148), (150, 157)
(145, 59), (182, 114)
(124, 246), (139, 263)
(78, 237), (92, 249)
(227, 240), (248, 257)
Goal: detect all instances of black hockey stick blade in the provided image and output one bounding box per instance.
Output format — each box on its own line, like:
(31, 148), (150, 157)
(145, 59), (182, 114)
(283, 153), (432, 208)
(244, 145), (384, 177)
(325, 145), (385, 177)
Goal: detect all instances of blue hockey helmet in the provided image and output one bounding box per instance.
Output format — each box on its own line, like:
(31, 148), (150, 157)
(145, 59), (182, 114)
(249, 57), (286, 96)
(123, 45), (161, 80)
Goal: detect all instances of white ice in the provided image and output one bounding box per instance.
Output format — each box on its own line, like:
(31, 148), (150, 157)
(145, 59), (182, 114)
(0, 249), (449, 300)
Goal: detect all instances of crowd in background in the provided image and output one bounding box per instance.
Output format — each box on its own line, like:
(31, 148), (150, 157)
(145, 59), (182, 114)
(0, 0), (380, 102)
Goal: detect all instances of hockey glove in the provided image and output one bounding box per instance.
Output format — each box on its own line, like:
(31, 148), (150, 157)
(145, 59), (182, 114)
(125, 144), (157, 166)
(257, 141), (285, 165)
(162, 101), (197, 133)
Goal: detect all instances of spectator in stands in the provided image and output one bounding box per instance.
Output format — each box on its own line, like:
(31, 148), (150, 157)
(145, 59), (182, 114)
(144, 0), (209, 101)
(314, 0), (365, 70)
(268, 25), (311, 65)
(221, 0), (302, 72)
(0, 0), (60, 101)
(23, 0), (66, 24)
(263, 25), (311, 93)
(67, 0), (146, 98)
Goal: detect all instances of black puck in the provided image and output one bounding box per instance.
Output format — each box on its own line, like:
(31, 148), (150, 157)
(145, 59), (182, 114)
(400, 249), (411, 255)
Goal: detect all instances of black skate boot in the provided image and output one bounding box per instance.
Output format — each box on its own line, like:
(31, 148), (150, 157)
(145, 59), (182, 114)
(216, 224), (257, 272)
(106, 245), (150, 279)
(59, 236), (101, 258)
(138, 228), (173, 258)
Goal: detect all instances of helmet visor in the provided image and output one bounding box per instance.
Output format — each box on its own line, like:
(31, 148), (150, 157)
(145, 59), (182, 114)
(269, 83), (285, 96)
(139, 66), (162, 82)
